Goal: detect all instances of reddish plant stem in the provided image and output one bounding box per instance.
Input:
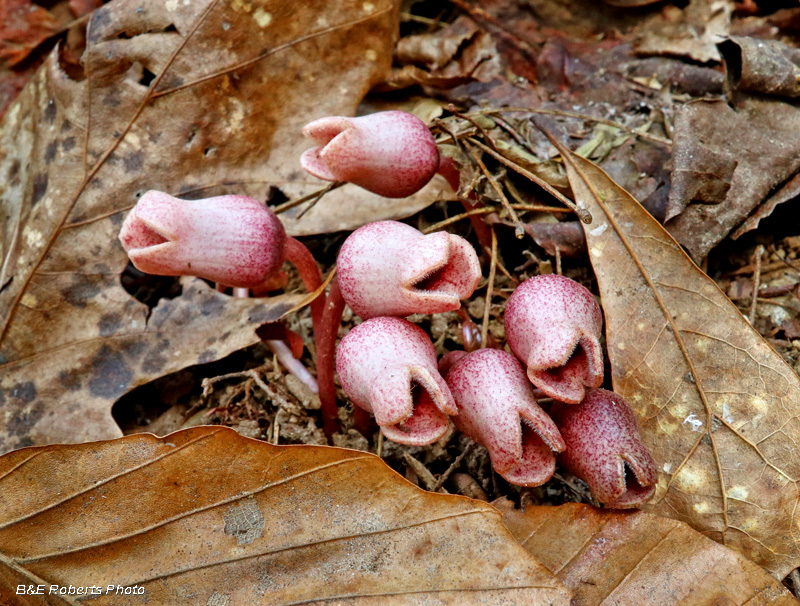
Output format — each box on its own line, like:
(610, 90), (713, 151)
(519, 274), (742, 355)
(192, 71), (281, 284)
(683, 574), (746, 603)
(317, 277), (346, 439)
(437, 156), (493, 251)
(352, 401), (375, 438)
(285, 236), (325, 337)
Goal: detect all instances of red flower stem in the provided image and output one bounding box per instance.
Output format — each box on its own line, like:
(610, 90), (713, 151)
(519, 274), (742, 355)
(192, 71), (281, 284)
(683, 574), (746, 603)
(437, 156), (493, 251)
(285, 236), (325, 339)
(317, 277), (346, 439)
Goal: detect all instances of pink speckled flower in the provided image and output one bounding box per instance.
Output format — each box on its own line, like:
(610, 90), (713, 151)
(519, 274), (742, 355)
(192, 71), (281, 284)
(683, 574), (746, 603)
(336, 317), (457, 445)
(444, 349), (566, 486)
(119, 191), (286, 288)
(300, 111), (440, 198)
(505, 274), (603, 404)
(337, 221), (481, 319)
(550, 389), (657, 508)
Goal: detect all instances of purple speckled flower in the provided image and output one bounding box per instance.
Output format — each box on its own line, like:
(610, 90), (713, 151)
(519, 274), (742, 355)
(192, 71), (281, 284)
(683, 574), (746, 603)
(505, 274), (603, 404)
(444, 349), (565, 486)
(550, 388), (657, 508)
(119, 191), (286, 288)
(337, 221), (481, 319)
(300, 111), (440, 198)
(336, 317), (457, 446)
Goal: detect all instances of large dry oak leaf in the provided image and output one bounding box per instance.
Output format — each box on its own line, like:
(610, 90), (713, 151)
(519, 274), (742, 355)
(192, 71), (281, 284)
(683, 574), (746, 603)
(498, 501), (798, 605)
(552, 138), (800, 577)
(0, 426), (571, 605)
(0, 0), (442, 453)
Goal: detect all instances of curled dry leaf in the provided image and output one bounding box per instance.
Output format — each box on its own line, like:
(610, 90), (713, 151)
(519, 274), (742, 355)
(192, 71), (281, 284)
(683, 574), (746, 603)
(552, 137), (800, 577)
(0, 0), (416, 452)
(0, 279), (301, 453)
(665, 98), (800, 260)
(0, 426), (571, 605)
(497, 500), (799, 606)
(721, 37), (800, 99)
(383, 16), (501, 91)
(631, 0), (731, 64)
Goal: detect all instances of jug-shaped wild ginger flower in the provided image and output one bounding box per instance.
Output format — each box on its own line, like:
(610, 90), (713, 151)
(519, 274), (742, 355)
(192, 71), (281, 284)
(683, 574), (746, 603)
(119, 191), (286, 288)
(504, 274), (603, 404)
(337, 221), (481, 319)
(550, 388), (658, 508)
(300, 111), (440, 198)
(335, 316), (457, 446)
(443, 349), (566, 486)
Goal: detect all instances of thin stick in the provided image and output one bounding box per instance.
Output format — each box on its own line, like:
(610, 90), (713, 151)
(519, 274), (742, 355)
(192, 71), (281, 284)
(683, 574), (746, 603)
(512, 203), (570, 213)
(201, 368), (271, 398)
(422, 203), (569, 234)
(376, 430), (384, 458)
(400, 12), (445, 26)
(467, 137), (591, 224)
(272, 182), (344, 215)
(473, 107), (672, 146)
(432, 442), (475, 492)
(481, 229), (498, 349)
(466, 145), (525, 238)
(483, 244), (517, 285)
(749, 245), (764, 324)
(273, 413), (280, 445)
(555, 245), (562, 276)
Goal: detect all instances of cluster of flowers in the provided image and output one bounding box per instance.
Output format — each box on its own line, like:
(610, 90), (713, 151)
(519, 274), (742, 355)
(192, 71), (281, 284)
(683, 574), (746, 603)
(119, 110), (657, 508)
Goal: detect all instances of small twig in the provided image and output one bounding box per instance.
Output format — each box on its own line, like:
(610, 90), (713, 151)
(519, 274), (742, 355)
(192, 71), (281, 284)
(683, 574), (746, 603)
(400, 12), (446, 26)
(376, 429), (384, 458)
(423, 203), (569, 234)
(555, 245), (562, 276)
(272, 412), (281, 444)
(403, 453), (442, 492)
(472, 107), (673, 147)
(492, 114), (535, 152)
(749, 245), (764, 324)
(450, 106), (501, 152)
(432, 119), (467, 147)
(466, 144), (525, 238)
(434, 127), (478, 145)
(432, 441), (476, 492)
(467, 137), (591, 224)
(201, 368), (271, 398)
(272, 181), (344, 215)
(481, 229), (498, 349)
(482, 243), (517, 285)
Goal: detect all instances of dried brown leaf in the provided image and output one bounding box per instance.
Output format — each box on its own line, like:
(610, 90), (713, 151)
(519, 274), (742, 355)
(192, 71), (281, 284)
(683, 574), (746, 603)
(497, 500), (799, 605)
(0, 0), (61, 67)
(721, 37), (800, 99)
(665, 98), (800, 260)
(383, 16), (500, 91)
(0, 0), (404, 452)
(0, 426), (571, 605)
(552, 138), (800, 577)
(632, 0), (731, 64)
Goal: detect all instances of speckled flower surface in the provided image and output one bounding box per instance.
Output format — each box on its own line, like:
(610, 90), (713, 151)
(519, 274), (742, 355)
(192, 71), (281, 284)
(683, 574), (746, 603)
(505, 274), (603, 403)
(550, 388), (657, 508)
(337, 221), (481, 319)
(119, 191), (286, 288)
(300, 111), (440, 198)
(444, 349), (565, 486)
(335, 317), (457, 445)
